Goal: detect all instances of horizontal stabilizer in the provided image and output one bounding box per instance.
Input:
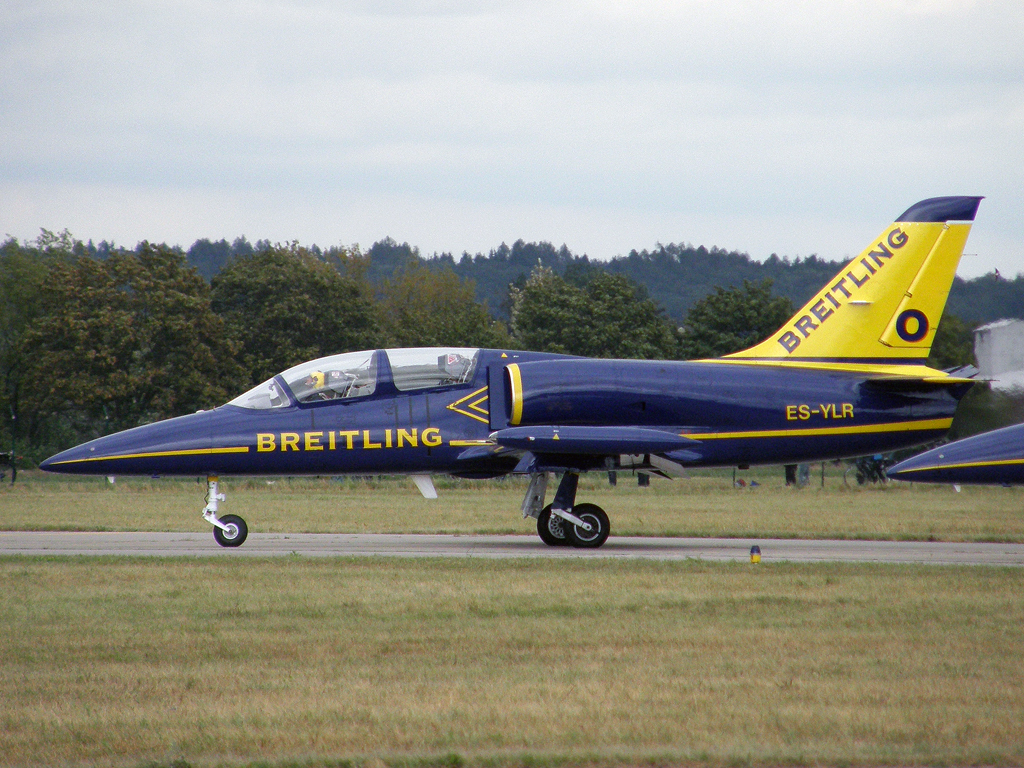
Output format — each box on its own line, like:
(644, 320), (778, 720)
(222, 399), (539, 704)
(862, 369), (978, 392)
(491, 426), (700, 455)
(943, 364), (980, 379)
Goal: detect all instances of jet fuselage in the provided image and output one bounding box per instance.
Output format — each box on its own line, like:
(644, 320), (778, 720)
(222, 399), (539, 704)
(41, 348), (964, 479)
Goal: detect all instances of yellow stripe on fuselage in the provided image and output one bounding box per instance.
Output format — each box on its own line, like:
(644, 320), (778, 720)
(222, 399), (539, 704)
(697, 358), (954, 378)
(897, 457), (1024, 473)
(50, 446), (250, 466)
(681, 417), (952, 441)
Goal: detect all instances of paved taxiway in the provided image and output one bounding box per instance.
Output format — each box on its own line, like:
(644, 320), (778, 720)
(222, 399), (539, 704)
(2, 532), (1023, 565)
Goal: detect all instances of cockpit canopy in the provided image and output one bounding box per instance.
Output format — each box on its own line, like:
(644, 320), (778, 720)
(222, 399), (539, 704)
(228, 348), (480, 410)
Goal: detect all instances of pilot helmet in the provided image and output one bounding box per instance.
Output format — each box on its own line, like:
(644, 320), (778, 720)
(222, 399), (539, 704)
(307, 371), (326, 389)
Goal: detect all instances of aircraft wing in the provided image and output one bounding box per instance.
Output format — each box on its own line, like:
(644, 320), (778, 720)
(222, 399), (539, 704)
(860, 365), (979, 390)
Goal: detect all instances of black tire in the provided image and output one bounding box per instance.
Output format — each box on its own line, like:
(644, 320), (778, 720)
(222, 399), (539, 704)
(563, 503), (610, 549)
(213, 514), (248, 547)
(537, 504), (570, 546)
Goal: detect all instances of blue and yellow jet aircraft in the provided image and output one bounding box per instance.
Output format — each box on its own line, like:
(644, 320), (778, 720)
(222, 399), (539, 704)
(889, 420), (1024, 485)
(41, 196), (982, 549)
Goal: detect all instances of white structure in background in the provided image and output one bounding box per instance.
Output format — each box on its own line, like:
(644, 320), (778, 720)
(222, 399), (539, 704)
(974, 319), (1024, 392)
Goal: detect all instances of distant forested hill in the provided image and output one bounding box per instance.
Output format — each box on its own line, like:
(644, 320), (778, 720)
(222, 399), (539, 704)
(363, 238), (1024, 326)
(946, 272), (1024, 324)
(186, 235), (1024, 327)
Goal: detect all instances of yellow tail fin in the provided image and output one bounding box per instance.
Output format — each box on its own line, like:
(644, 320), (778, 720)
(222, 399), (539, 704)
(727, 197), (982, 364)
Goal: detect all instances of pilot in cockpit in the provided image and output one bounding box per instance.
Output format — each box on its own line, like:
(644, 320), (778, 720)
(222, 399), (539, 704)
(303, 369), (359, 401)
(302, 371), (332, 400)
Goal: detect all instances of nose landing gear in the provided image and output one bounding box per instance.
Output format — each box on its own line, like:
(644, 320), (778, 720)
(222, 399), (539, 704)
(202, 476), (249, 547)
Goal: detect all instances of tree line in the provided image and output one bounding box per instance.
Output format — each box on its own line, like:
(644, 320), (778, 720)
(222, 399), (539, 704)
(184, 234), (1024, 326)
(0, 228), (999, 465)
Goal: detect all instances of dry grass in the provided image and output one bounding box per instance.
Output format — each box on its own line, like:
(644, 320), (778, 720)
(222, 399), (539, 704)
(2, 557), (1023, 767)
(2, 469), (1023, 542)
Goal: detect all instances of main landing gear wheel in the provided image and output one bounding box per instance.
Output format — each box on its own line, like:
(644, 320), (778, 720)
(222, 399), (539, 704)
(537, 504), (571, 547)
(562, 503), (610, 549)
(213, 514), (248, 548)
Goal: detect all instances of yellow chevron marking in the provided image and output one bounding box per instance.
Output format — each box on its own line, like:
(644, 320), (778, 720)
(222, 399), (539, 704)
(446, 386), (490, 424)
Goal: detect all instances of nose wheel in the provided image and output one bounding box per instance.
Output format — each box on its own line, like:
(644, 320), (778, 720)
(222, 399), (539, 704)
(212, 514), (248, 547)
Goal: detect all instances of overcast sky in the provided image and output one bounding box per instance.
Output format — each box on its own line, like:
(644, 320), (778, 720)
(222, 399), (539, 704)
(2, 0), (1021, 277)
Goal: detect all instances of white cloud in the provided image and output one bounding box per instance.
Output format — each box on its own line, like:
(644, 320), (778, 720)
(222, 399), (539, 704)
(1, 0), (1022, 277)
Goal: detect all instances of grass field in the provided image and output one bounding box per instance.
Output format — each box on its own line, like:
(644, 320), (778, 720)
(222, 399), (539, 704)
(3, 469), (1023, 767)
(2, 467), (1022, 542)
(3, 557), (1024, 767)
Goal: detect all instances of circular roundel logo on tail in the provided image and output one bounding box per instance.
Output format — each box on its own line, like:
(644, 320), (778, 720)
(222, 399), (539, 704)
(896, 309), (929, 343)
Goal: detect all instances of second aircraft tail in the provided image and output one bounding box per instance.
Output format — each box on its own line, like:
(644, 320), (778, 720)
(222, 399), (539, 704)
(726, 196), (982, 366)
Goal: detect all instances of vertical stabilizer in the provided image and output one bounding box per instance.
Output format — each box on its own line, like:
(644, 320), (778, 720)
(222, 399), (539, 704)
(727, 197), (982, 363)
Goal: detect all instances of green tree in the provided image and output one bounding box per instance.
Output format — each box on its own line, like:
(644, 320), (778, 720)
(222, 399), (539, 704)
(948, 386), (1024, 441)
(378, 262), (509, 348)
(211, 243), (383, 384)
(22, 243), (241, 447)
(0, 232), (72, 461)
(509, 267), (680, 358)
(927, 311), (976, 370)
(679, 279), (794, 359)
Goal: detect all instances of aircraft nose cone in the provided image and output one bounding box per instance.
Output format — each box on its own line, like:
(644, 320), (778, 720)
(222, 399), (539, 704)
(39, 443), (97, 474)
(890, 444), (971, 483)
(889, 421), (1024, 485)
(38, 410), (217, 476)
(888, 453), (934, 479)
(38, 452), (62, 472)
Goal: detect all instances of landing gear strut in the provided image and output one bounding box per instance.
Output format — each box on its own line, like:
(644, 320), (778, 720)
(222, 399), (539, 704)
(525, 471), (611, 549)
(202, 476), (248, 548)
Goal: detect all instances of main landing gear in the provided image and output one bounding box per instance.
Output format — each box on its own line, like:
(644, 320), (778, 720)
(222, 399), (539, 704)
(202, 476), (248, 547)
(524, 472), (610, 549)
